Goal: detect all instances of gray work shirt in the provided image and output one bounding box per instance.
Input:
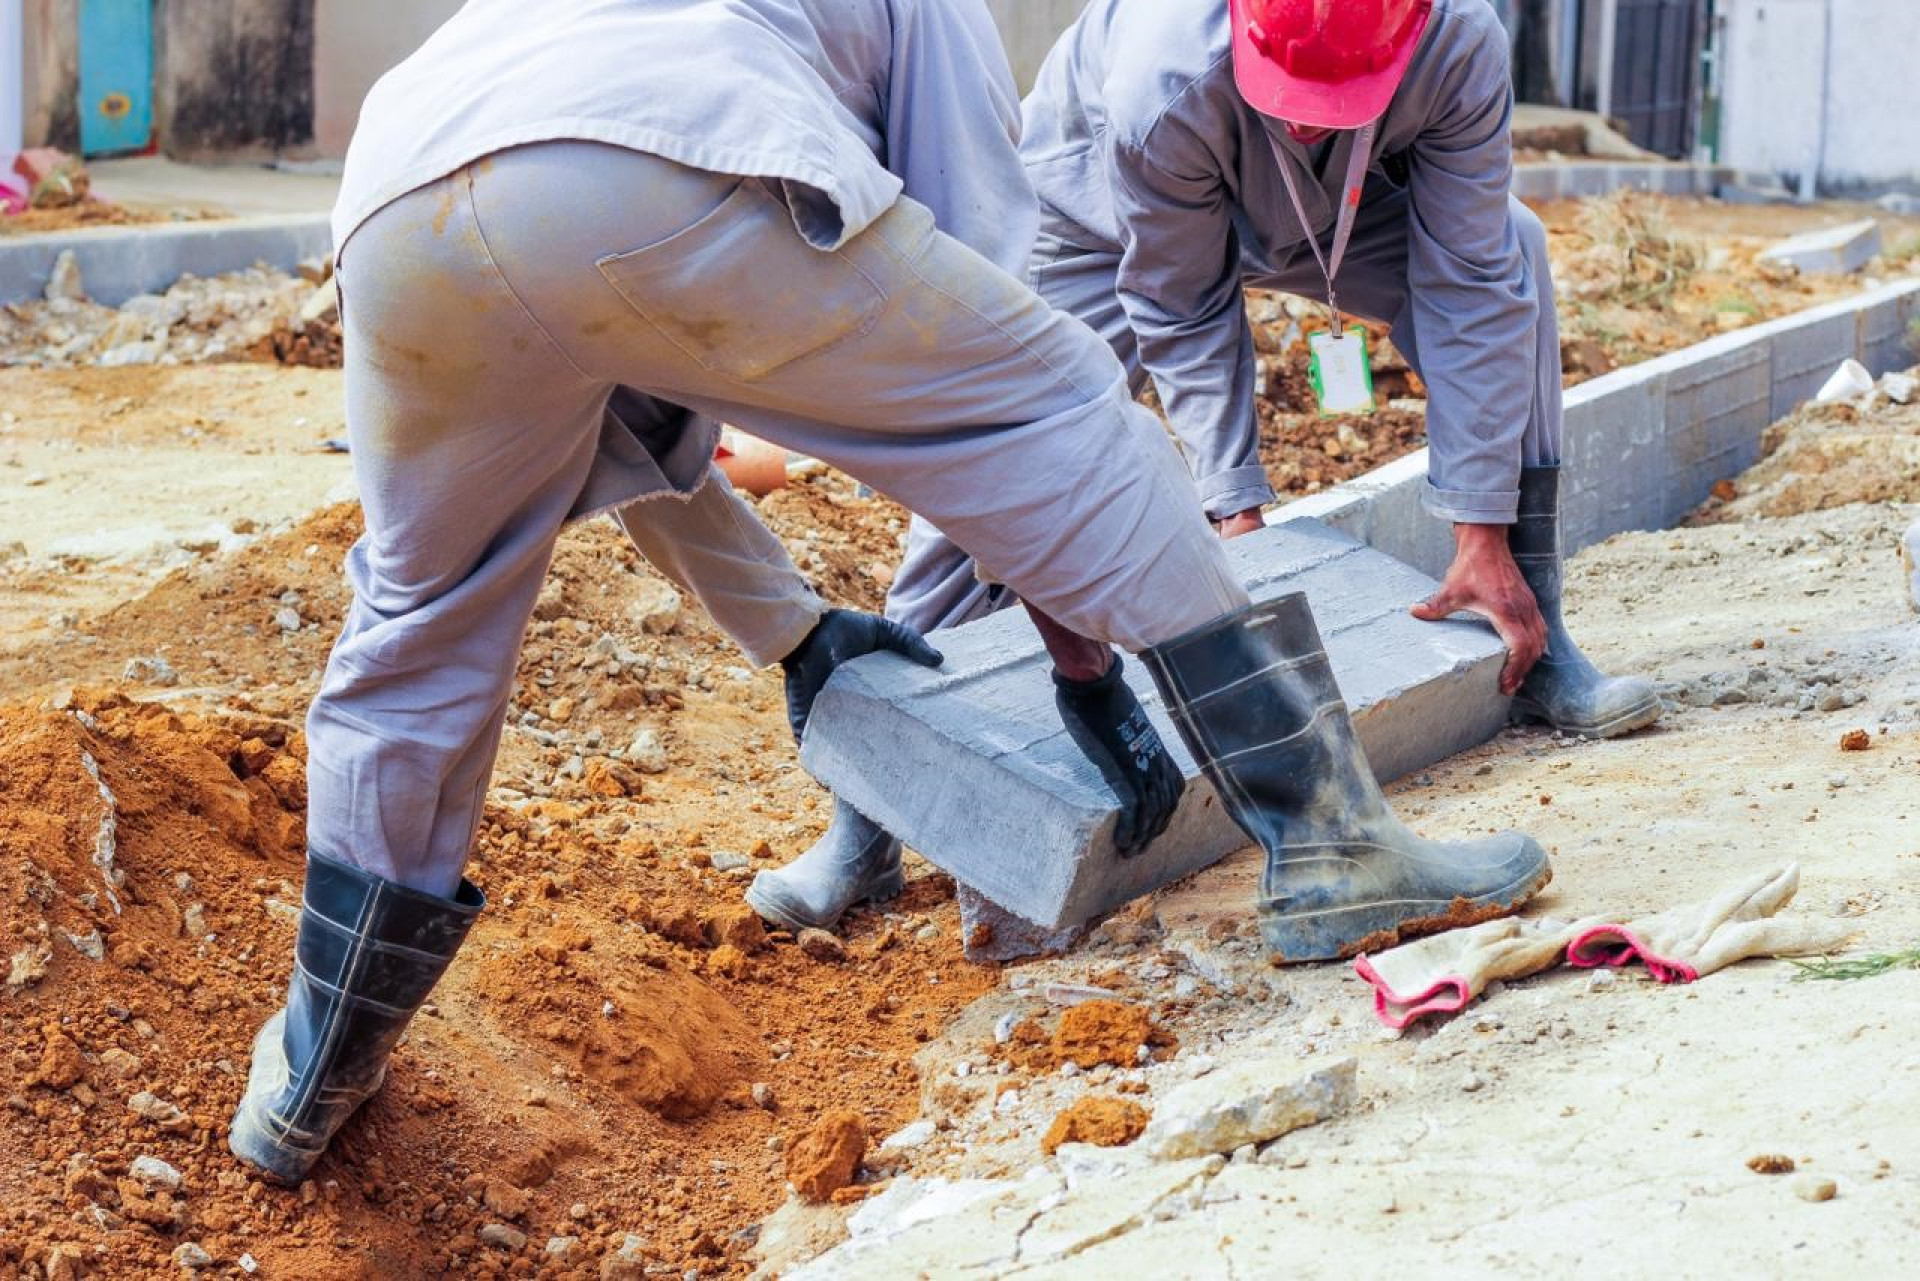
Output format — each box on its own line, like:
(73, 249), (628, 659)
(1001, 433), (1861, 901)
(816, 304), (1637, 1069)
(333, 0), (1039, 522)
(1022, 0), (1535, 523)
(335, 0), (1036, 273)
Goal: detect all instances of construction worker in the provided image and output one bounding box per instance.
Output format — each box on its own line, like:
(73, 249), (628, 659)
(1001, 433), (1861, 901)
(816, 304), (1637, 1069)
(750, 0), (1657, 937)
(229, 0), (1548, 1185)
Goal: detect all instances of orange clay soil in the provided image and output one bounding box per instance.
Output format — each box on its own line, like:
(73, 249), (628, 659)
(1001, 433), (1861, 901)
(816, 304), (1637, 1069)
(1039, 1096), (1152, 1157)
(0, 474), (999, 1278)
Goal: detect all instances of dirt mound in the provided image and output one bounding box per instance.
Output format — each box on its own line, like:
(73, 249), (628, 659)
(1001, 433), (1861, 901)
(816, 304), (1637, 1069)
(1693, 373), (1920, 522)
(1, 469), (997, 1276)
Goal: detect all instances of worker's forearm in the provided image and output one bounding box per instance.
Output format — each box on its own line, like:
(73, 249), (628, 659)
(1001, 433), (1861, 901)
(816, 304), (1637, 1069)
(1023, 602), (1115, 683)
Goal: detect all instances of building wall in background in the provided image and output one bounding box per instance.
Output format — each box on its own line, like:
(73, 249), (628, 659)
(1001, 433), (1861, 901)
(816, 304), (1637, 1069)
(312, 0), (457, 157)
(155, 0), (315, 159)
(22, 0), (80, 152)
(1717, 0), (1919, 191)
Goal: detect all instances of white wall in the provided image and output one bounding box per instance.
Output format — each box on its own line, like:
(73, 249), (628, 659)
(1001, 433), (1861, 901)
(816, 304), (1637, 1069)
(1718, 0), (1920, 190)
(983, 0), (1085, 89)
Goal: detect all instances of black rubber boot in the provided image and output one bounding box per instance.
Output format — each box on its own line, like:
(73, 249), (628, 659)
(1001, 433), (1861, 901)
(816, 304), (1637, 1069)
(1139, 595), (1552, 963)
(1509, 465), (1662, 738)
(228, 851), (483, 1183)
(744, 798), (904, 934)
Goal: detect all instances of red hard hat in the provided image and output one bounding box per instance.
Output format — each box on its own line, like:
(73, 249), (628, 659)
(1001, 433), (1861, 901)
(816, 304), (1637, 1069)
(1228, 0), (1434, 129)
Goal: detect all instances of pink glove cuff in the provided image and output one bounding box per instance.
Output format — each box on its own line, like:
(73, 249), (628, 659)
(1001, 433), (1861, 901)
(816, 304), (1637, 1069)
(1352, 955), (1474, 1030)
(1565, 926), (1701, 984)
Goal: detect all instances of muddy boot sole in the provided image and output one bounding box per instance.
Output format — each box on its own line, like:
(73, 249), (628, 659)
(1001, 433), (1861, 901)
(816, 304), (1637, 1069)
(1261, 860), (1554, 964)
(743, 866), (907, 935)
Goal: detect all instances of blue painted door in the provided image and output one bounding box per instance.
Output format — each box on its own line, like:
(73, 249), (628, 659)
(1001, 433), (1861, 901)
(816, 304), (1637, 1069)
(78, 0), (154, 156)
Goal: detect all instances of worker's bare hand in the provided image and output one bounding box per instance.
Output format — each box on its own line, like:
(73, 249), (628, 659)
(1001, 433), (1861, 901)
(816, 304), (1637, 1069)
(1216, 508), (1266, 539)
(1410, 523), (1547, 695)
(780, 609), (943, 744)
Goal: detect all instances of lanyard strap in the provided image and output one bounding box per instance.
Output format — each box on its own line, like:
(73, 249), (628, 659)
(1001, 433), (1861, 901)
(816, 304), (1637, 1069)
(1276, 122), (1376, 338)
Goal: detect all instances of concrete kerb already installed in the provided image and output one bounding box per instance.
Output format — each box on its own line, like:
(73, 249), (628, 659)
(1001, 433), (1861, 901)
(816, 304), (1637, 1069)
(1509, 160), (1736, 203)
(0, 215), (333, 306)
(1290, 277), (1920, 580)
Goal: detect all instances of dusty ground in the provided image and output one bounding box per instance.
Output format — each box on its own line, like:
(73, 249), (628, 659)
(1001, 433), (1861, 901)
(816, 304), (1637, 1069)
(1, 198), (1917, 1279)
(785, 398), (1920, 1276)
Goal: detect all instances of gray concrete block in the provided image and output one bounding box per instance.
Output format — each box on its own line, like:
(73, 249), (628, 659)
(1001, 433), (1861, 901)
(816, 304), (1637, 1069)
(1756, 301), (1867, 422)
(0, 215), (333, 305)
(801, 518), (1507, 933)
(1340, 450), (1449, 579)
(1634, 329), (1773, 525)
(1855, 280), (1920, 375)
(1558, 360), (1668, 555)
(1509, 168), (1562, 202)
(1756, 219), (1883, 276)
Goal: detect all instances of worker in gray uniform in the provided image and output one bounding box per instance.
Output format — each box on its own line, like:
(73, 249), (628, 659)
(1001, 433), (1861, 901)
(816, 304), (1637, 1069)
(751, 0), (1655, 937)
(228, 0), (1549, 1185)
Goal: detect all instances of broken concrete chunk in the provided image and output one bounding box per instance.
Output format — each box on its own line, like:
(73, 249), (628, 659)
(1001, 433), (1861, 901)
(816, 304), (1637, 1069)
(130, 1155), (183, 1190)
(1757, 219), (1882, 275)
(1139, 1056), (1357, 1161)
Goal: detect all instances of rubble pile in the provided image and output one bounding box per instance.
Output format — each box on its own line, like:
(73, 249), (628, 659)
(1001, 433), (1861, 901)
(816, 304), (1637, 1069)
(0, 255), (336, 370)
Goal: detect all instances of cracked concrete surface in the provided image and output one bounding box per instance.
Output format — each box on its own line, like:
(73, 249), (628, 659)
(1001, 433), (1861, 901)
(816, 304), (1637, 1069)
(786, 500), (1920, 1277)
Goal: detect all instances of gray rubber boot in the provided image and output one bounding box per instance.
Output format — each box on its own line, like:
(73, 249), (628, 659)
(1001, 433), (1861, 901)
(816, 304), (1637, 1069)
(1140, 595), (1552, 963)
(744, 797), (905, 934)
(229, 851), (483, 1184)
(1509, 465), (1663, 739)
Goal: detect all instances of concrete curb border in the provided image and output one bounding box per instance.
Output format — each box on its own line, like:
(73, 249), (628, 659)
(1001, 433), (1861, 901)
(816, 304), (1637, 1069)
(0, 214), (332, 306)
(1274, 278), (1920, 580)
(1511, 160), (1737, 203)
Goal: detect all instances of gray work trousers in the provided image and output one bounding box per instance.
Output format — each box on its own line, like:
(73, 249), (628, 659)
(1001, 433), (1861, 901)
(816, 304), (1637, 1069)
(312, 142), (1245, 896)
(885, 187), (1562, 634)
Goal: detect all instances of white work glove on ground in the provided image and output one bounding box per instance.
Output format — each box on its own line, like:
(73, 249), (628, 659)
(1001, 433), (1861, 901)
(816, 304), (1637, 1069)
(1565, 863), (1851, 983)
(1356, 863), (1851, 1027)
(1354, 914), (1599, 1029)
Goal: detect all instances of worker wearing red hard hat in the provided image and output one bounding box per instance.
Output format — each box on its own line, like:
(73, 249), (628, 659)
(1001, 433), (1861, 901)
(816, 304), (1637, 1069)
(881, 0), (1661, 744)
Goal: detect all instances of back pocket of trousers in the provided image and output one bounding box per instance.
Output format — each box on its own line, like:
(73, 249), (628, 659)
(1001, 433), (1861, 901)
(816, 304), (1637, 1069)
(597, 179), (886, 382)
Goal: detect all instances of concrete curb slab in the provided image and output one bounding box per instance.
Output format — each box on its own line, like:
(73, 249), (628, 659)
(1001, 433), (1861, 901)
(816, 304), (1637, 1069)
(802, 518), (1505, 933)
(0, 214), (332, 305)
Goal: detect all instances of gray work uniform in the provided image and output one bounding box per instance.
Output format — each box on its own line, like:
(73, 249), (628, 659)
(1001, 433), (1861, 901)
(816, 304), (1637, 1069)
(887, 0), (1562, 632)
(311, 0), (1246, 896)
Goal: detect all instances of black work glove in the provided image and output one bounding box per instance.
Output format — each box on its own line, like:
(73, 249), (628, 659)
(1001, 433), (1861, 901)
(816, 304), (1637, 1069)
(1053, 655), (1184, 858)
(780, 609), (944, 745)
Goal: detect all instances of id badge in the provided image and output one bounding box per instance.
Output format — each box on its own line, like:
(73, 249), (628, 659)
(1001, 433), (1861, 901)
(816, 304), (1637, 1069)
(1308, 330), (1376, 416)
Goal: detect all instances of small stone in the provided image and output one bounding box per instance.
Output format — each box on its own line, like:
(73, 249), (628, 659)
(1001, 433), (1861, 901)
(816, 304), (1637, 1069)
(64, 930), (105, 960)
(915, 924), (940, 942)
(625, 728), (670, 774)
(1839, 729), (1871, 752)
(876, 1119), (937, 1155)
(797, 928), (847, 963)
(570, 1202), (591, 1221)
(1140, 1057), (1357, 1160)
(583, 756), (643, 798)
(482, 1180), (531, 1219)
(1460, 1071), (1486, 1093)
(130, 1155), (182, 1190)
(182, 904), (210, 938)
(1586, 969), (1616, 993)
(1816, 690), (1847, 713)
(273, 607), (303, 633)
(631, 580), (683, 634)
(1827, 774), (1849, 790)
(1794, 1174), (1838, 1202)
(601, 1232), (649, 1280)
(710, 850), (751, 873)
(785, 1110), (867, 1203)
(99, 1047), (142, 1078)
(1747, 1153), (1796, 1175)
(171, 1243), (214, 1270)
(123, 656), (179, 686)
(750, 1082), (776, 1110)
(45, 249), (86, 302)
(128, 1091), (192, 1133)
(478, 1223), (527, 1251)
(238, 1255), (258, 1274)
(545, 1236), (581, 1259)
(8, 944), (51, 990)
(1040, 1096), (1152, 1156)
